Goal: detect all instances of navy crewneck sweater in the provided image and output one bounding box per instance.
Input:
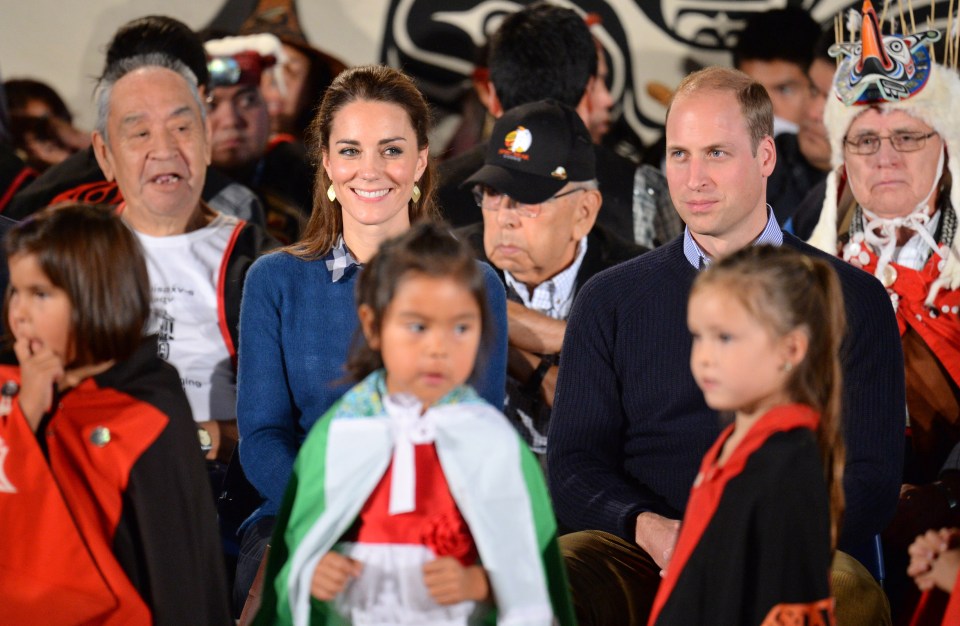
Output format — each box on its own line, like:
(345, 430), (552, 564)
(548, 233), (905, 552)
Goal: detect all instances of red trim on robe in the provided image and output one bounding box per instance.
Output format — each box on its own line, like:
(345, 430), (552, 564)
(945, 571), (960, 625)
(217, 219), (246, 366)
(761, 598), (834, 625)
(0, 366), (168, 624)
(267, 134), (297, 152)
(648, 404), (820, 626)
(850, 245), (960, 385)
(0, 166), (37, 212)
(50, 180), (123, 207)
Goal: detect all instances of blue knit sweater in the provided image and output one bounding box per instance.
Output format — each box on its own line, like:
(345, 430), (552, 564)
(236, 250), (508, 522)
(547, 234), (905, 552)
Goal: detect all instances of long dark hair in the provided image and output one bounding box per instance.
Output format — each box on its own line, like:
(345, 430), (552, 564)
(288, 64), (439, 259)
(5, 203), (150, 367)
(346, 222), (488, 384)
(692, 245), (847, 548)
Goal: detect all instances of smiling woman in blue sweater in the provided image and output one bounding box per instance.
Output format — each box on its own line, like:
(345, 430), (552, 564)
(233, 65), (508, 611)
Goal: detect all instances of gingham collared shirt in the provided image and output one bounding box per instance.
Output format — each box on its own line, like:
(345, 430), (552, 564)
(325, 235), (362, 282)
(682, 206), (784, 270)
(504, 237), (588, 320)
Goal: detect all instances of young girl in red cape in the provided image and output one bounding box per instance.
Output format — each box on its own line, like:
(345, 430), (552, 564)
(0, 204), (231, 625)
(649, 245), (845, 626)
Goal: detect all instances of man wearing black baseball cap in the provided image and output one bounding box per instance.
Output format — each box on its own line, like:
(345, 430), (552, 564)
(458, 99), (645, 462)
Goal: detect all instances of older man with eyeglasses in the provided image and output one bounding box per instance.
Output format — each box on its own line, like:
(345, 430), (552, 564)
(456, 99), (645, 465)
(807, 2), (960, 618)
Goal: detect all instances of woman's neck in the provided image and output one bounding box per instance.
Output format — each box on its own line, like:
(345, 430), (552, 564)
(343, 223), (410, 263)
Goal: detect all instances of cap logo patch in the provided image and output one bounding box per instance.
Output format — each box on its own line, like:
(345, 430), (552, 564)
(498, 126), (532, 161)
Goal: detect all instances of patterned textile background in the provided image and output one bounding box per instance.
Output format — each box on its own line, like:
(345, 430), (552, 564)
(1, 0), (954, 147)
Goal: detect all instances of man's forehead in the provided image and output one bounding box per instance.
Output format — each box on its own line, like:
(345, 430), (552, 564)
(848, 108), (930, 133)
(212, 83), (260, 99)
(667, 91), (748, 138)
(109, 67), (199, 119)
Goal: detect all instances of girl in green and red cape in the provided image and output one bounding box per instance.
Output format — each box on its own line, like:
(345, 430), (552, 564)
(252, 222), (574, 626)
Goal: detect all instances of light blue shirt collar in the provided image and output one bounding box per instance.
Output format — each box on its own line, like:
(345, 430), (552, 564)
(682, 205), (783, 270)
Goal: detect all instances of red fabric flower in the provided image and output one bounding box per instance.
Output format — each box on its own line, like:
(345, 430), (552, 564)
(420, 511), (478, 566)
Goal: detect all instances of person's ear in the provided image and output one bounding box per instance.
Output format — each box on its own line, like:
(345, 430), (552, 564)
(414, 146), (428, 182)
(91, 131), (115, 182)
(780, 328), (809, 371)
(321, 148), (333, 182)
(758, 134), (777, 177)
(203, 114), (213, 166)
(571, 188), (602, 240)
(358, 304), (380, 350)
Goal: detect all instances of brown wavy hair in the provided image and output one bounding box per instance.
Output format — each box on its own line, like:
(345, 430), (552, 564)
(286, 64), (440, 259)
(691, 245), (847, 548)
(4, 203), (151, 368)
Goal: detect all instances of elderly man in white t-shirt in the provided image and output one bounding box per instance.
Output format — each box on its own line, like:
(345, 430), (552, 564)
(92, 52), (275, 463)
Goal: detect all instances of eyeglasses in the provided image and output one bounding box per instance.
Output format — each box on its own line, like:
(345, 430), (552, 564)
(843, 131), (938, 155)
(471, 184), (586, 218)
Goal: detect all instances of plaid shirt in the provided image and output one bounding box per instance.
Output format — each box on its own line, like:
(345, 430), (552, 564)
(325, 235), (362, 282)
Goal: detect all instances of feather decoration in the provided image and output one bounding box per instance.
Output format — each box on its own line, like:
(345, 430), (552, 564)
(847, 8), (863, 39)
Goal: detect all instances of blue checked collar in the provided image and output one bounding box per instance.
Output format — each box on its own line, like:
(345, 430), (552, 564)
(683, 206), (783, 270)
(325, 235), (362, 282)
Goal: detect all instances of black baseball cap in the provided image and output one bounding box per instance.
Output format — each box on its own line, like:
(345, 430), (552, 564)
(463, 99), (596, 204)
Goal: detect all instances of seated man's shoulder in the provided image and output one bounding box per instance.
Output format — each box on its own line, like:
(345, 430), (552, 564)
(589, 223), (649, 264)
(233, 218), (281, 254)
(577, 237), (685, 305)
(783, 234), (893, 316)
(6, 147), (106, 219)
(784, 234), (884, 290)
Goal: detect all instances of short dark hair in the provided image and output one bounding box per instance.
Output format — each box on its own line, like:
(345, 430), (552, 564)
(812, 26), (836, 65)
(732, 7), (821, 72)
(489, 2), (597, 111)
(103, 15), (210, 89)
(94, 53), (203, 141)
(5, 203), (151, 367)
(346, 222), (490, 383)
(3, 79), (72, 123)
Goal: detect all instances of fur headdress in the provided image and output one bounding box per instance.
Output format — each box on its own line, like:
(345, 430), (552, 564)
(809, 0), (960, 295)
(204, 34), (287, 95)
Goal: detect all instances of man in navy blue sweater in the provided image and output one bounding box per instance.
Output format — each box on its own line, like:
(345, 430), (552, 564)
(547, 66), (904, 625)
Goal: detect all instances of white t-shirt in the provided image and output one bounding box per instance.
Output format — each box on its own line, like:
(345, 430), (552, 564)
(135, 213), (240, 423)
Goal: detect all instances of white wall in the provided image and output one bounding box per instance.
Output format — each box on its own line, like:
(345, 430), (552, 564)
(0, 0), (389, 128)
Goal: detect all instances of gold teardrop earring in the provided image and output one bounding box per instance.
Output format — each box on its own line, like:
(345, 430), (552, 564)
(327, 184), (337, 203)
(411, 184), (421, 203)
